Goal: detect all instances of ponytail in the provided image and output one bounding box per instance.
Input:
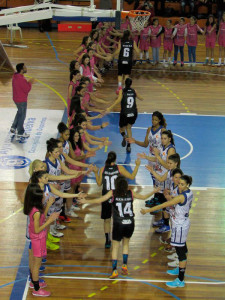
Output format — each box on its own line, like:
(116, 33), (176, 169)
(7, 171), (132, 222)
(181, 175), (192, 186)
(30, 170), (47, 184)
(105, 151), (117, 166)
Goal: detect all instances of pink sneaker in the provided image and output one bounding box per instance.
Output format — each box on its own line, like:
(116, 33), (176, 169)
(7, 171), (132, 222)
(29, 281), (47, 289)
(116, 86), (122, 95)
(32, 289), (51, 297)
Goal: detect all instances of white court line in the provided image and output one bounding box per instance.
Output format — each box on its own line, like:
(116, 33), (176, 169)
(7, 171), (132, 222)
(22, 276), (29, 300)
(42, 275), (225, 285)
(109, 112), (225, 117)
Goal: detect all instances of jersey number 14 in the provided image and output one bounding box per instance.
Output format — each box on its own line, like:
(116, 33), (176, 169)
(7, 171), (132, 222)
(116, 202), (133, 217)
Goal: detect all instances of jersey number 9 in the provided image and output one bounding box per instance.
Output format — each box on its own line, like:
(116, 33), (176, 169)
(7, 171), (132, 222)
(127, 97), (134, 108)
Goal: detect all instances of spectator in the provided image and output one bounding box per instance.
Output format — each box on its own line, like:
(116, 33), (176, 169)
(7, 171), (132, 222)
(194, 0), (213, 18)
(11, 63), (35, 141)
(181, 0), (195, 16)
(217, 0), (225, 23)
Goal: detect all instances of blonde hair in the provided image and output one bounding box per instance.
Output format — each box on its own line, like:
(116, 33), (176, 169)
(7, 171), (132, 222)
(29, 159), (43, 176)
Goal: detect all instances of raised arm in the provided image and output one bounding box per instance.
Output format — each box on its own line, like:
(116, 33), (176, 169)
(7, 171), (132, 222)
(79, 190), (113, 204)
(106, 89), (123, 112)
(145, 165), (168, 182)
(93, 166), (103, 186)
(126, 127), (151, 148)
(132, 187), (159, 200)
(118, 158), (141, 180)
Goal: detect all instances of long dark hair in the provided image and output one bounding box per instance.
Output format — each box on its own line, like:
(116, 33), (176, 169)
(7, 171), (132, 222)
(81, 54), (90, 67)
(123, 78), (132, 92)
(69, 95), (84, 116)
(105, 151), (116, 166)
(180, 175), (192, 186)
(206, 14), (216, 27)
(46, 138), (60, 153)
(152, 111), (167, 128)
(30, 170), (47, 184)
(69, 60), (79, 72)
(172, 168), (183, 177)
(81, 36), (90, 47)
(71, 113), (87, 128)
(70, 70), (80, 81)
(162, 130), (175, 145)
(23, 183), (44, 215)
(168, 153), (180, 168)
(69, 126), (83, 151)
(90, 29), (99, 41)
(121, 30), (130, 42)
(114, 175), (128, 198)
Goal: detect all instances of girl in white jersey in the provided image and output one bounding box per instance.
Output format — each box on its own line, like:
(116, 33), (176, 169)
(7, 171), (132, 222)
(145, 153), (180, 234)
(141, 175), (193, 288)
(138, 130), (176, 209)
(127, 111), (166, 197)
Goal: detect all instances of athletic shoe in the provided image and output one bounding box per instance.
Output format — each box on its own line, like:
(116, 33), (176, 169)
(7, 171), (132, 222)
(39, 266), (45, 272)
(121, 264), (128, 276)
(47, 233), (60, 243)
(105, 240), (111, 249)
(155, 225), (170, 233)
(203, 59), (209, 66)
(167, 267), (179, 276)
(168, 259), (179, 267)
(42, 258), (47, 264)
(46, 240), (59, 251)
(146, 59), (151, 64)
(116, 86), (122, 95)
(121, 136), (126, 147)
(181, 62), (184, 67)
(29, 281), (47, 289)
(126, 145), (131, 153)
(16, 132), (30, 140)
(210, 60), (214, 66)
(152, 218), (164, 227)
(173, 61), (177, 66)
(109, 270), (119, 279)
(50, 226), (64, 238)
(71, 205), (80, 211)
(166, 278), (185, 288)
(145, 197), (161, 207)
(32, 289), (51, 297)
(58, 215), (71, 223)
(56, 224), (67, 230)
(159, 236), (169, 244)
(164, 245), (175, 253)
(145, 199), (153, 205)
(167, 253), (178, 260)
(67, 210), (78, 218)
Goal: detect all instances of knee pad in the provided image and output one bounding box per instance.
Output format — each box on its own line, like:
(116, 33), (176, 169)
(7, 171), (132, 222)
(176, 246), (187, 261)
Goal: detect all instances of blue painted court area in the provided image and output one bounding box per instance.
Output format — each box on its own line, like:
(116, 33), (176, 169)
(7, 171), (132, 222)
(85, 113), (225, 189)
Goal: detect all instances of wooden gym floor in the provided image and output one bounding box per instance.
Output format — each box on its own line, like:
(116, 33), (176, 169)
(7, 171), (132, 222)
(0, 28), (225, 299)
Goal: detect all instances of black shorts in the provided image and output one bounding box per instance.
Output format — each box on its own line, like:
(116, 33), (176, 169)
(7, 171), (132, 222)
(119, 113), (137, 128)
(112, 220), (135, 242)
(118, 61), (132, 76)
(101, 199), (112, 220)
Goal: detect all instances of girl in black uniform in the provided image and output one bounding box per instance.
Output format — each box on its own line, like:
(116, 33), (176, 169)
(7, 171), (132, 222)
(106, 78), (144, 153)
(113, 30), (140, 94)
(93, 151), (141, 248)
(79, 175), (159, 279)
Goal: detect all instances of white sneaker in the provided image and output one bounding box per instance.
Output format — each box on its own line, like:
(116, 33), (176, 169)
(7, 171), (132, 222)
(167, 253), (178, 260)
(50, 226), (64, 237)
(67, 210), (78, 218)
(168, 259), (179, 267)
(71, 205), (80, 211)
(16, 132), (30, 140)
(188, 63), (192, 67)
(56, 224), (66, 230)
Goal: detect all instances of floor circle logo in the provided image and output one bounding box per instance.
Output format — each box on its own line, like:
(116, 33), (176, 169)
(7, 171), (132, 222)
(0, 155), (31, 169)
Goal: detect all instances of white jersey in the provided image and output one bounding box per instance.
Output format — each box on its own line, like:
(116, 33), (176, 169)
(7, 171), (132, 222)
(63, 140), (70, 155)
(171, 189), (193, 226)
(45, 158), (62, 185)
(43, 183), (52, 206)
(166, 182), (179, 215)
(165, 169), (172, 190)
(148, 126), (163, 158)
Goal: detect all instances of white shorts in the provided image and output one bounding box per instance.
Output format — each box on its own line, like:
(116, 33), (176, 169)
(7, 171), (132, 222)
(47, 197), (63, 216)
(171, 222), (190, 247)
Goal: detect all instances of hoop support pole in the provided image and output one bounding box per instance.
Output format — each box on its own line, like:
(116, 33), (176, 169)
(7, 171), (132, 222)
(115, 10), (121, 30)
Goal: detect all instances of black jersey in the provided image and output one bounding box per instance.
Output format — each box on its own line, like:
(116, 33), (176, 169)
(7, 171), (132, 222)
(118, 40), (134, 64)
(102, 164), (120, 196)
(112, 190), (134, 224)
(121, 88), (137, 117)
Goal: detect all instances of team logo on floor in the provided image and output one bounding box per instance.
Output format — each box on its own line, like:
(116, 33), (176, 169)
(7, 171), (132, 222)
(0, 155), (31, 169)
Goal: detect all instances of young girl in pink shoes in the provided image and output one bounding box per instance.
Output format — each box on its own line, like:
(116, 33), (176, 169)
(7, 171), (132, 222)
(204, 15), (217, 66)
(218, 12), (225, 66)
(24, 183), (59, 297)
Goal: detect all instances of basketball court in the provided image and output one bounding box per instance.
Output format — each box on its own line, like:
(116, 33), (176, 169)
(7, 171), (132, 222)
(0, 1), (225, 299)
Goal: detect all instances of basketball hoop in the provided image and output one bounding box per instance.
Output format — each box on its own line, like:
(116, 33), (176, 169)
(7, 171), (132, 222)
(121, 10), (151, 32)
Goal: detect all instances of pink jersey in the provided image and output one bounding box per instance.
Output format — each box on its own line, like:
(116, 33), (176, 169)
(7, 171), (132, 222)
(69, 146), (85, 184)
(29, 207), (46, 240)
(81, 133), (86, 144)
(81, 64), (94, 92)
(150, 25), (162, 48)
(218, 21), (225, 47)
(139, 26), (150, 51)
(186, 23), (202, 46)
(205, 24), (216, 48)
(67, 81), (79, 117)
(131, 29), (140, 45)
(174, 24), (187, 46)
(163, 27), (173, 51)
(81, 92), (90, 112)
(121, 21), (129, 31)
(77, 44), (86, 57)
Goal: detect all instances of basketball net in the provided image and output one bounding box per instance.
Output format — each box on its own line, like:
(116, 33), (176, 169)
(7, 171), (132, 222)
(128, 10), (151, 32)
